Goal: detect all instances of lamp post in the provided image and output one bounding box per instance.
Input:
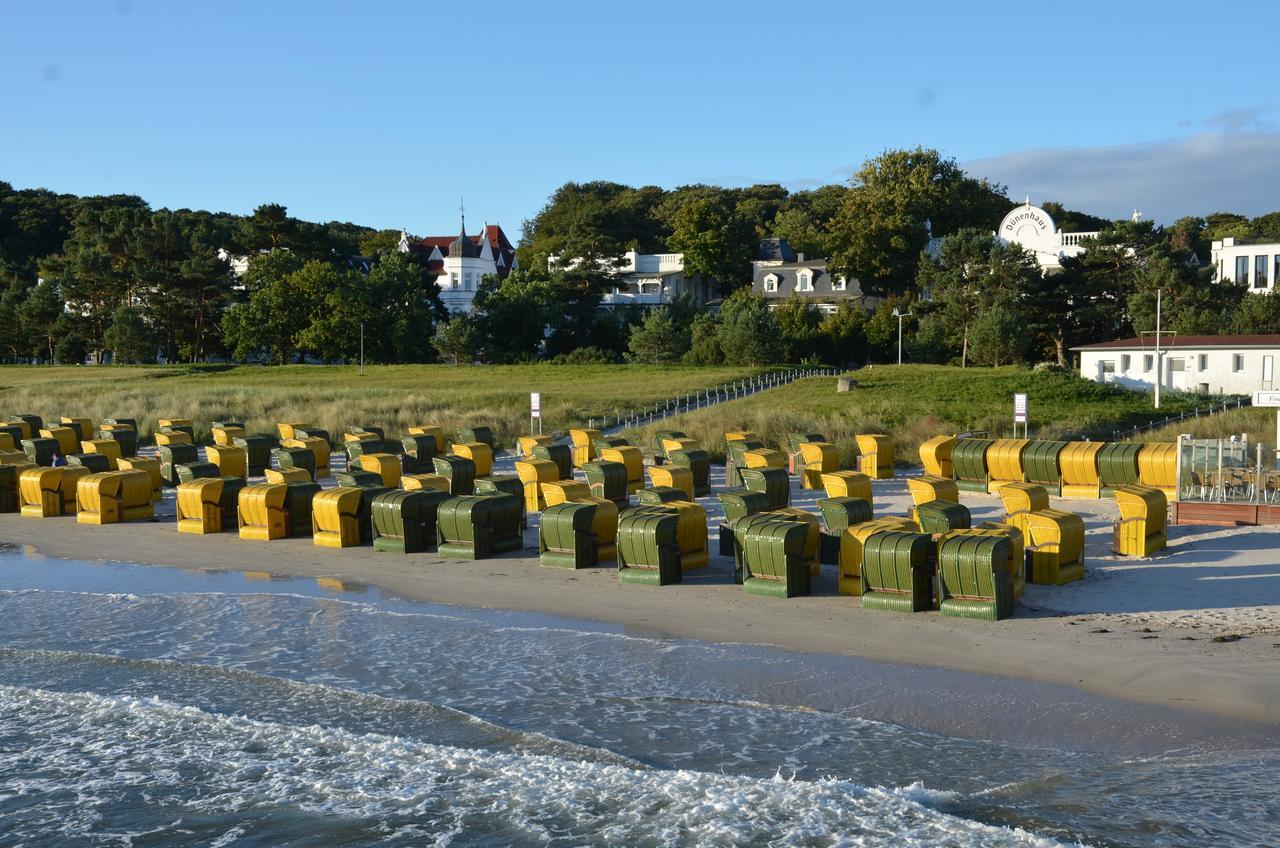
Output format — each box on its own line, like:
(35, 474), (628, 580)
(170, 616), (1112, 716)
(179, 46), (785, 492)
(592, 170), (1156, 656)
(1153, 289), (1162, 410)
(892, 308), (909, 366)
(359, 321), (365, 377)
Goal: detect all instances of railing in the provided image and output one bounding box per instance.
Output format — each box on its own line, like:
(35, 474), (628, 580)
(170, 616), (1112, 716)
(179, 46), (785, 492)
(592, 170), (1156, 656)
(1109, 395), (1251, 441)
(1060, 231), (1100, 247)
(587, 367), (840, 432)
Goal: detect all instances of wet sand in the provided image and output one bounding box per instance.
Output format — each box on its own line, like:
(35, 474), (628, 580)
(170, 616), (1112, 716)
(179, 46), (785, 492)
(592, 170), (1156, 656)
(3, 488), (1277, 733)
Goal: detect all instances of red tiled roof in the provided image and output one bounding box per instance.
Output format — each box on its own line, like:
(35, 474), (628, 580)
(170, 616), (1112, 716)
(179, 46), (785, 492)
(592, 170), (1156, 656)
(1074, 334), (1280, 350)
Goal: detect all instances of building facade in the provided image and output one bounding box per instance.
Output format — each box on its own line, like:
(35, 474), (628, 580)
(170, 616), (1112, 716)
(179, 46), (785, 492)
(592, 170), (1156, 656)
(1074, 334), (1280, 395)
(401, 222), (518, 313)
(1210, 237), (1280, 293)
(995, 201), (1100, 273)
(750, 238), (868, 313)
(549, 251), (714, 309)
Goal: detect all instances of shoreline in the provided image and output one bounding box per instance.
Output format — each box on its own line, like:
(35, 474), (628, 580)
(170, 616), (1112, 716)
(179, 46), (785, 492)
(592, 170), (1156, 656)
(3, 503), (1278, 742)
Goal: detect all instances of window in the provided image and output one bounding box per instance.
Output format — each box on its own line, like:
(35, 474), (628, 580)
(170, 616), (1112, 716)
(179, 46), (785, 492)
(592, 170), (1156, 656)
(1274, 255), (1280, 288)
(450, 272), (459, 289)
(463, 272), (473, 291)
(1233, 353), (1244, 372)
(1101, 360), (1116, 374)
(1121, 354), (1131, 371)
(763, 274), (778, 293)
(832, 277), (846, 292)
(1257, 256), (1269, 290)
(1143, 354), (1153, 372)
(1198, 354), (1208, 371)
(1169, 358), (1185, 372)
(797, 272), (812, 292)
(1236, 255), (1250, 285)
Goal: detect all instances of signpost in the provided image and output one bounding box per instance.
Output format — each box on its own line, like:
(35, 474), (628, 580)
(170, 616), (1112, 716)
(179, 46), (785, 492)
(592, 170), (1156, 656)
(1253, 390), (1280, 463)
(1013, 393), (1028, 437)
(530, 392), (542, 435)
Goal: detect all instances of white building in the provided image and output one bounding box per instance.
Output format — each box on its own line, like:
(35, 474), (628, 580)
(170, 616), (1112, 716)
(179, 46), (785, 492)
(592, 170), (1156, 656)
(1210, 237), (1280, 293)
(995, 200), (1101, 273)
(550, 250), (714, 308)
(1074, 334), (1280, 395)
(402, 221), (518, 314)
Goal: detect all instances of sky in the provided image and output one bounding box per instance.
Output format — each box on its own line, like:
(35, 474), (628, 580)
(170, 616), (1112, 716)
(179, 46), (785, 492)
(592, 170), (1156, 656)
(3, 0), (1279, 235)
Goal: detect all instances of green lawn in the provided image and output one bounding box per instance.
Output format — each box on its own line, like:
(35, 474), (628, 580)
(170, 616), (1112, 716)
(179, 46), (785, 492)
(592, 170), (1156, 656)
(0, 364), (761, 445)
(625, 365), (1210, 464)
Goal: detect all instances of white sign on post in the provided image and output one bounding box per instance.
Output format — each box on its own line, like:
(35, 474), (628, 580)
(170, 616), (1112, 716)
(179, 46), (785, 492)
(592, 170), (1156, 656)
(530, 392), (541, 418)
(1013, 393), (1028, 423)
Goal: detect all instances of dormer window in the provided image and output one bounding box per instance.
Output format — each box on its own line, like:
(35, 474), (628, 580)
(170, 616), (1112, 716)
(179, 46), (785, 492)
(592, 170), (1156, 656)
(832, 276), (847, 292)
(763, 273), (779, 293)
(797, 272), (813, 292)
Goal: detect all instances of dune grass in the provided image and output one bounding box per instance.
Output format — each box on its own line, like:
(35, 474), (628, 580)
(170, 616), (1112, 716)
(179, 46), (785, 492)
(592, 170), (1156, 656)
(1137, 405), (1278, 452)
(625, 365), (1209, 465)
(0, 364), (760, 445)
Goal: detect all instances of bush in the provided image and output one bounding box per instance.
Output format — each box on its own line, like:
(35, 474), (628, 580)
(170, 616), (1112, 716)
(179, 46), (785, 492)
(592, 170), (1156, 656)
(550, 346), (621, 365)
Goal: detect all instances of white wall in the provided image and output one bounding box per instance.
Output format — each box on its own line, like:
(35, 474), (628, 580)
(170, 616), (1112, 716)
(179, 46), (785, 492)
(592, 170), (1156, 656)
(1210, 238), (1280, 292)
(1080, 347), (1280, 395)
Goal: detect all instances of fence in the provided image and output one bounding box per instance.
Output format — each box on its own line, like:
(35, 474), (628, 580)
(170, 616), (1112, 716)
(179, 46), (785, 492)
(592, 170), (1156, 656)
(1109, 395), (1251, 441)
(587, 368), (840, 433)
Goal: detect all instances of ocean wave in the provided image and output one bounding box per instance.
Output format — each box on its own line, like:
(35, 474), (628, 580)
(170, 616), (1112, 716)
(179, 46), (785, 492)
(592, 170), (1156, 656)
(0, 684), (1074, 847)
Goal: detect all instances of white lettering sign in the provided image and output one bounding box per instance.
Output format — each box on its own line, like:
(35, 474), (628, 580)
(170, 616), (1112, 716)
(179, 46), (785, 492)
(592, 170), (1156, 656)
(530, 392), (542, 418)
(1013, 393), (1028, 423)
(1253, 390), (1280, 408)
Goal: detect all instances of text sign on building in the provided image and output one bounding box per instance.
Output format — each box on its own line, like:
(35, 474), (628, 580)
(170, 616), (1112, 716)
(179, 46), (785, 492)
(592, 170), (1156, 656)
(1253, 391), (1280, 408)
(530, 392), (542, 419)
(1013, 393), (1028, 423)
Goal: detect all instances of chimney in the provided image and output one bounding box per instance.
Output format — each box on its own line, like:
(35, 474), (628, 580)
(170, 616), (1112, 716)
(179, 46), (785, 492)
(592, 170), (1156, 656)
(797, 252), (806, 262)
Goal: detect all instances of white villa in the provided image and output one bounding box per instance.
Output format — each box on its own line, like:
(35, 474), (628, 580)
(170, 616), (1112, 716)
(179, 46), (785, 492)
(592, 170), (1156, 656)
(401, 220), (519, 314)
(1074, 334), (1280, 396)
(550, 250), (714, 308)
(995, 200), (1102, 273)
(1210, 237), (1280, 293)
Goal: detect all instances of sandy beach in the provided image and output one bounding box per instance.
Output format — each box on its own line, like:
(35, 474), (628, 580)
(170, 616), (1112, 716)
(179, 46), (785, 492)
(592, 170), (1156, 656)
(3, 458), (1278, 733)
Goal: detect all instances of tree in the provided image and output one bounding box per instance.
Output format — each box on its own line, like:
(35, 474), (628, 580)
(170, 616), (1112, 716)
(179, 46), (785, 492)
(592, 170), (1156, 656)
(240, 203), (295, 251)
(773, 294), (823, 363)
(683, 313), (723, 365)
(0, 271), (35, 362)
(817, 303), (868, 366)
(470, 272), (550, 363)
(827, 148), (1010, 295)
(916, 229), (1039, 366)
(362, 251), (446, 362)
(1232, 291), (1280, 334)
(293, 262), (369, 363)
(103, 304), (154, 363)
(220, 254), (313, 363)
(770, 185), (846, 258)
(627, 307), (690, 363)
(54, 329), (88, 365)
(661, 188), (756, 290)
(717, 289), (781, 366)
(966, 303), (1025, 366)
(433, 314), (478, 365)
(17, 280), (64, 362)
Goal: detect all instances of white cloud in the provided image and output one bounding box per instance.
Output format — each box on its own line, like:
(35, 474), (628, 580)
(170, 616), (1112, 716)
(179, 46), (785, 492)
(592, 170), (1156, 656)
(964, 131), (1280, 223)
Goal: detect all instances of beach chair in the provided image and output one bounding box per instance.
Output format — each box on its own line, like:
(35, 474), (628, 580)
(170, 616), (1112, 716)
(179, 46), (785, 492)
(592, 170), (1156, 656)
(155, 428), (193, 447)
(647, 464), (694, 500)
(1024, 509), (1085, 585)
(456, 426), (495, 453)
(475, 474), (527, 529)
(435, 494), (524, 560)
(264, 467), (311, 484)
(158, 444), (199, 487)
(817, 496), (873, 564)
(532, 443), (573, 480)
(998, 482), (1050, 537)
(206, 444), (247, 480)
(798, 442), (839, 489)
(739, 466), (789, 509)
(821, 470), (873, 508)
(177, 476), (245, 534)
(516, 434), (554, 459)
(118, 457), (162, 503)
(1113, 485), (1167, 557)
(617, 508), (682, 586)
(540, 501), (612, 568)
(715, 488), (773, 556)
(667, 448), (710, 497)
(233, 435), (272, 476)
(402, 434), (440, 471)
(433, 455), (476, 495)
(79, 439), (122, 471)
(237, 483), (290, 540)
(19, 466), (90, 517)
(371, 488), (451, 553)
(1059, 441), (1104, 499)
(836, 518), (917, 596)
(1098, 443), (1142, 497)
(358, 452), (402, 488)
(22, 437), (60, 467)
(402, 473), (452, 493)
(600, 446), (644, 494)
(281, 437), (330, 479)
(636, 486), (686, 505)
(734, 513), (811, 598)
(582, 460), (630, 509)
(157, 418), (194, 440)
(1137, 443), (1178, 500)
(343, 432), (383, 463)
(860, 530), (933, 612)
(75, 470), (153, 525)
(724, 439), (763, 489)
(970, 522), (1026, 601)
(176, 461), (220, 485)
(787, 432), (825, 476)
(918, 435), (957, 478)
(67, 453), (111, 474)
(984, 439), (1030, 493)
(854, 434), (894, 480)
(311, 487), (365, 548)
(40, 426), (79, 456)
(452, 442), (493, 478)
(0, 464), (26, 513)
(1022, 440), (1067, 495)
(569, 428), (602, 468)
(97, 423), (138, 458)
(516, 459), (559, 513)
(541, 479), (593, 508)
(906, 476), (958, 522)
(936, 532), (1014, 621)
(407, 426), (447, 456)
(768, 506), (820, 576)
(915, 499), (971, 535)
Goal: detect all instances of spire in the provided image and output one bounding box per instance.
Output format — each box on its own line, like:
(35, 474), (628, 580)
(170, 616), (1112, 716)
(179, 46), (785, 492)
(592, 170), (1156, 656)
(1024, 195), (1031, 207)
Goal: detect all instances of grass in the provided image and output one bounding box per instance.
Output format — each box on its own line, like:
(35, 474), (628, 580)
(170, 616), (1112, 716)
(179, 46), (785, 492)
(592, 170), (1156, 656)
(0, 364), (761, 445)
(624, 365), (1212, 465)
(1137, 406), (1277, 452)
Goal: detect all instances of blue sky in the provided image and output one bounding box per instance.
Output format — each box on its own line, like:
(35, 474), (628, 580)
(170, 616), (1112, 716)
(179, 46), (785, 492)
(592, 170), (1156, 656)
(4, 0), (1279, 234)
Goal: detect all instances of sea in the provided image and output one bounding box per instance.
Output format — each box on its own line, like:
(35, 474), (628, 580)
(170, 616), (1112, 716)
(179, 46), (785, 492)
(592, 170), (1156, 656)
(0, 544), (1275, 847)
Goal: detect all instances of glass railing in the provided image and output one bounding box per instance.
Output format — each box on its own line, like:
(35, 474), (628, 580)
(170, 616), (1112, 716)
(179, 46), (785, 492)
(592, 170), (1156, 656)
(1178, 436), (1280, 503)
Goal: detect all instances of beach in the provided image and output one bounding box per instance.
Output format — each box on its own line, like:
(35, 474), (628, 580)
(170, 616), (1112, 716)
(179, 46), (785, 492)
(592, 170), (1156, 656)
(3, 465), (1277, 730)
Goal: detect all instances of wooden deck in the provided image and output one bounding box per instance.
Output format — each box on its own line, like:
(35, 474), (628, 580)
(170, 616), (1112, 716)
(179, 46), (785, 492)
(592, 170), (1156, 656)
(1171, 500), (1280, 527)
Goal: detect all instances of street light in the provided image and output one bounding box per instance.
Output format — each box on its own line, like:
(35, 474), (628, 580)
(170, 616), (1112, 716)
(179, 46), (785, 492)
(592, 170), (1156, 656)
(892, 308), (910, 366)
